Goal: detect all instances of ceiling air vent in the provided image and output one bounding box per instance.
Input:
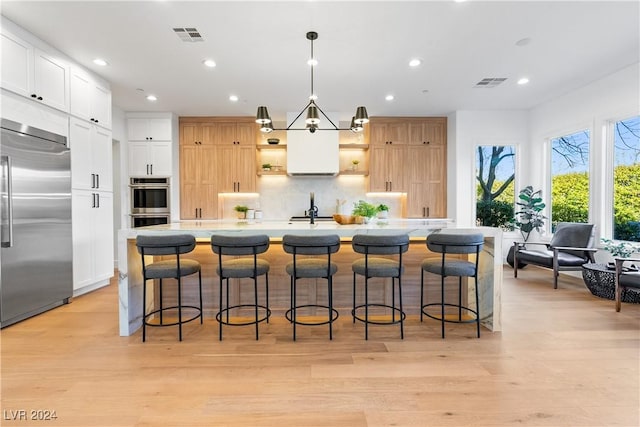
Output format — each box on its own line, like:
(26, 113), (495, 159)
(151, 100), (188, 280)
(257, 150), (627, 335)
(173, 27), (204, 42)
(474, 78), (507, 88)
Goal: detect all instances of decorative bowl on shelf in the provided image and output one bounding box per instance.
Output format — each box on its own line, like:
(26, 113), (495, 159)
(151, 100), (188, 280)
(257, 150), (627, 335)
(267, 138), (280, 145)
(332, 214), (355, 225)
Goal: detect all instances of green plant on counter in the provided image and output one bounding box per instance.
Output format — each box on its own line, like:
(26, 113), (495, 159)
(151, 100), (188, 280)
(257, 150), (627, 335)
(352, 200), (378, 219)
(377, 204), (389, 212)
(261, 163), (272, 170)
(234, 205), (248, 213)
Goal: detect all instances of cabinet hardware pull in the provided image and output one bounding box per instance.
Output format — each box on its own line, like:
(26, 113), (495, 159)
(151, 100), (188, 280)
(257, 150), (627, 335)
(31, 94), (37, 98)
(199, 208), (202, 218)
(195, 208), (198, 218)
(37, 96), (43, 101)
(96, 193), (100, 208)
(91, 173), (96, 188)
(96, 174), (99, 189)
(423, 207), (426, 217)
(150, 164), (153, 175)
(2, 156), (14, 248)
(92, 193), (96, 208)
(427, 207), (430, 217)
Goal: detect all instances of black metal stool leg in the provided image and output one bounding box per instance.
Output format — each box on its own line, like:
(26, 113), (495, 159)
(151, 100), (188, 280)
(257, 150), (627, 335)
(328, 276), (333, 340)
(392, 278), (396, 323)
(292, 276), (297, 341)
(265, 273), (270, 324)
(159, 278), (163, 324)
(365, 277), (369, 340)
(219, 277), (224, 341)
(177, 276), (183, 341)
(398, 276), (404, 339)
(198, 270), (203, 324)
(458, 277), (463, 321)
(475, 275), (481, 338)
(142, 278), (147, 342)
(254, 277), (259, 340)
(420, 270), (424, 322)
(352, 272), (356, 324)
(441, 275), (446, 339)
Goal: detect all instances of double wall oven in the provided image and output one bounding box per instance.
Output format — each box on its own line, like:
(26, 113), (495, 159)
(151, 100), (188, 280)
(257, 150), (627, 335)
(130, 177), (170, 228)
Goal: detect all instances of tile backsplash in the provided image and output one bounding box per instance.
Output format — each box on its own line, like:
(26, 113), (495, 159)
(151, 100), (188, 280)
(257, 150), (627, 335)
(218, 176), (402, 220)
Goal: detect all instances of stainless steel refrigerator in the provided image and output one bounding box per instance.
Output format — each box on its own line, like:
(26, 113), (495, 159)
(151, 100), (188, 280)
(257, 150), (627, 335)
(1, 118), (72, 328)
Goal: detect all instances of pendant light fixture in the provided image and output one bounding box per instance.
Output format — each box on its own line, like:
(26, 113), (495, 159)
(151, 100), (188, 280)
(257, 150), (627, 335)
(256, 31), (369, 134)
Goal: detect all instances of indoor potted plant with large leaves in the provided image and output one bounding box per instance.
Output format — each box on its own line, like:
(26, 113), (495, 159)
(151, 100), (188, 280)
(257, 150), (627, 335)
(507, 186), (547, 268)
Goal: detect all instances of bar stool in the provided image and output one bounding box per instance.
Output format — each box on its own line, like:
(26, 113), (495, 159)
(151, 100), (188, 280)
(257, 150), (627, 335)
(136, 234), (203, 342)
(283, 234), (341, 340)
(351, 234), (410, 340)
(211, 234), (271, 340)
(421, 232), (484, 338)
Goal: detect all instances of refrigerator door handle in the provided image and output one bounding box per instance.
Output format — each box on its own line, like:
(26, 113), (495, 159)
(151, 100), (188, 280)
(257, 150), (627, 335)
(1, 155), (13, 248)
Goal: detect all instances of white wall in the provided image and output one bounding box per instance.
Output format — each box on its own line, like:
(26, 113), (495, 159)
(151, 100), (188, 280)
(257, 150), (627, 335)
(528, 62), (640, 246)
(447, 110), (529, 227)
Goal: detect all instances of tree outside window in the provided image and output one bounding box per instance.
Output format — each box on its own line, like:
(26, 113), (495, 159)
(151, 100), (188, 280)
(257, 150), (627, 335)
(613, 116), (640, 242)
(550, 130), (590, 227)
(475, 146), (515, 228)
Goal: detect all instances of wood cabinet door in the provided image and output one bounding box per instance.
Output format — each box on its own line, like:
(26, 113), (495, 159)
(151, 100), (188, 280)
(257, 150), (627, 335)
(216, 122), (237, 145)
(422, 119), (446, 146)
(180, 145), (199, 219)
(369, 145), (389, 191)
(216, 144), (235, 192)
(235, 122), (256, 145)
(199, 146), (219, 218)
(235, 144), (256, 192)
(387, 145), (406, 192)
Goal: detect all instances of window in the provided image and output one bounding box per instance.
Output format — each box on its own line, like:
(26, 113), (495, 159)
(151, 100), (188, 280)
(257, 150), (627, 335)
(550, 130), (590, 226)
(475, 145), (515, 228)
(613, 116), (640, 242)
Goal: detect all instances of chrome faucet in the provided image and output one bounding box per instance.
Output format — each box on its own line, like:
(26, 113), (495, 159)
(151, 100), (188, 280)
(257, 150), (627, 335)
(308, 192), (317, 224)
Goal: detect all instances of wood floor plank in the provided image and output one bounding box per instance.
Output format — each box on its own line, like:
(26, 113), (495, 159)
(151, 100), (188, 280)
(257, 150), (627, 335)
(1, 266), (639, 426)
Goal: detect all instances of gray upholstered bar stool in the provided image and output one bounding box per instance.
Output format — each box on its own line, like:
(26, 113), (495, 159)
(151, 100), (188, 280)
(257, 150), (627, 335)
(136, 234), (203, 342)
(283, 234), (341, 340)
(351, 234), (410, 340)
(210, 234), (271, 340)
(421, 232), (484, 338)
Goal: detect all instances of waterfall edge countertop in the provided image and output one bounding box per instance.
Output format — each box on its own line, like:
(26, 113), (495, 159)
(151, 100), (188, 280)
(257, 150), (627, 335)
(117, 220), (503, 337)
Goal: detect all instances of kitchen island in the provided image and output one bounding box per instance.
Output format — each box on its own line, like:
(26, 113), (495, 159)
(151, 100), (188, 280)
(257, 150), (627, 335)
(117, 220), (502, 336)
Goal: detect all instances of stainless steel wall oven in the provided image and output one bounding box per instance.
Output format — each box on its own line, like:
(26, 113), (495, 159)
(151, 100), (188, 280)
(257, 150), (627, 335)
(130, 177), (170, 227)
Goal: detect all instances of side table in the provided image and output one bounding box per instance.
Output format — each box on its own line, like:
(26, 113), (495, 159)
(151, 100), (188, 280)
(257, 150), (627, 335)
(581, 263), (640, 303)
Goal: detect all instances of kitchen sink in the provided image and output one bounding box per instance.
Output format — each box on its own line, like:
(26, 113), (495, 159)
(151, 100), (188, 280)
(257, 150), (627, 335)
(288, 216), (335, 222)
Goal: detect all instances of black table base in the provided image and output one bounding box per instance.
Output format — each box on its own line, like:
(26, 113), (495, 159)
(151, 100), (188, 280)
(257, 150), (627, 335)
(581, 263), (640, 303)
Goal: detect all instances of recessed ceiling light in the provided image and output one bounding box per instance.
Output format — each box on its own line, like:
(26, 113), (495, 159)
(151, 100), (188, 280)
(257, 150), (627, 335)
(93, 58), (108, 66)
(203, 59), (216, 68)
(409, 58), (422, 67)
(146, 95), (157, 101)
(229, 95), (238, 102)
(385, 94), (395, 101)
(517, 77), (530, 85)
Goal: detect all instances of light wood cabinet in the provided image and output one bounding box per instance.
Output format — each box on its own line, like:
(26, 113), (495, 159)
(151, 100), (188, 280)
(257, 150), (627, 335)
(369, 144), (405, 192)
(405, 118), (447, 217)
(179, 117), (257, 219)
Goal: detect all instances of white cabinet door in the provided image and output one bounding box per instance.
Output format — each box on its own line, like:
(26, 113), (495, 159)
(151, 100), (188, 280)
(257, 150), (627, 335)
(72, 191), (94, 290)
(147, 141), (172, 176)
(148, 118), (172, 140)
(93, 192), (114, 282)
(70, 117), (112, 191)
(71, 190), (114, 291)
(92, 126), (113, 191)
(70, 118), (92, 190)
(33, 48), (69, 112)
(70, 67), (92, 121)
(70, 67), (112, 129)
(128, 118), (171, 141)
(91, 82), (112, 128)
(1, 30), (33, 96)
(128, 141), (151, 176)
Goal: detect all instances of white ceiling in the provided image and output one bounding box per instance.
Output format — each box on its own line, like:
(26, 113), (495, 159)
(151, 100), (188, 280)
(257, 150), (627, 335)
(2, 1), (638, 122)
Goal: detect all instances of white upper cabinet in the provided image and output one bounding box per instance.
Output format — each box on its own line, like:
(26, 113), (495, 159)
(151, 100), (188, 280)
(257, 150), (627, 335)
(70, 117), (113, 192)
(128, 118), (172, 141)
(1, 28), (69, 112)
(70, 67), (112, 129)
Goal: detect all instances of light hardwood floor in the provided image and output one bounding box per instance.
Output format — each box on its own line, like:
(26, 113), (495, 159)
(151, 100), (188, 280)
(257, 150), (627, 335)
(1, 266), (639, 427)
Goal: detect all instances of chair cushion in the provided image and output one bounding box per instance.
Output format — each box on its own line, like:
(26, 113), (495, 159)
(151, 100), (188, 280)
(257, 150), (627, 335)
(517, 249), (588, 267)
(352, 257), (404, 277)
(137, 234), (196, 256)
(619, 272), (640, 289)
(286, 259), (338, 278)
(422, 259), (477, 277)
(217, 258), (270, 278)
(426, 232), (484, 254)
(145, 259), (201, 279)
(550, 222), (594, 257)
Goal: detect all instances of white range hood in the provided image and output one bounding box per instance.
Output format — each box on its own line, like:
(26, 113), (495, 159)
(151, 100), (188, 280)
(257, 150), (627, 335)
(286, 112), (339, 176)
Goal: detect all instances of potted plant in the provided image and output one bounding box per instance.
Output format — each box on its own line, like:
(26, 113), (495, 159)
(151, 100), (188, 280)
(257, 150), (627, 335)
(352, 200), (378, 224)
(377, 204), (389, 219)
(261, 163), (272, 171)
(351, 159), (360, 171)
(507, 186), (546, 268)
(234, 205), (248, 219)
(601, 238), (640, 270)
